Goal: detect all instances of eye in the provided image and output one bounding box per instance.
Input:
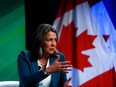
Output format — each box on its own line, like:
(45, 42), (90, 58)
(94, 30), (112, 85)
(55, 38), (58, 42)
(46, 38), (57, 42)
(46, 38), (52, 42)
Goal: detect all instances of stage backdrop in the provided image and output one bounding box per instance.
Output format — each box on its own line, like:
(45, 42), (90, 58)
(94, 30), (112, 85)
(0, 0), (25, 81)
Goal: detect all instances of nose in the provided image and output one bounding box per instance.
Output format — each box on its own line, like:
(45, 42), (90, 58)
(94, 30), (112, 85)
(51, 40), (57, 46)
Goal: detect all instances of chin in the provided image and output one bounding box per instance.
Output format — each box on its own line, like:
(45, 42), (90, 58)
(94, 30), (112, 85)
(49, 51), (54, 54)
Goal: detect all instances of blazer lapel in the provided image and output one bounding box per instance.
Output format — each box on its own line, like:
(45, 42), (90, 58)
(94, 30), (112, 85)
(31, 61), (38, 73)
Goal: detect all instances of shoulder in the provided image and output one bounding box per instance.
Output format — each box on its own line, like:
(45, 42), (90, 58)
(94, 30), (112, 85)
(58, 52), (65, 57)
(18, 50), (30, 61)
(58, 52), (66, 61)
(18, 50), (30, 56)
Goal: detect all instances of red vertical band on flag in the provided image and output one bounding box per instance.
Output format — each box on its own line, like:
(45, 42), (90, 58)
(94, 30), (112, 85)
(56, 0), (87, 18)
(56, 22), (77, 66)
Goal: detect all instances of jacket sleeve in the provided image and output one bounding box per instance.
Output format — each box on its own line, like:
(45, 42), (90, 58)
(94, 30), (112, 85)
(17, 50), (48, 87)
(57, 52), (67, 87)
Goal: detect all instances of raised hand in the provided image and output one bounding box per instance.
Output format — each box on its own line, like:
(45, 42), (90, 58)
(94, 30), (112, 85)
(45, 55), (72, 74)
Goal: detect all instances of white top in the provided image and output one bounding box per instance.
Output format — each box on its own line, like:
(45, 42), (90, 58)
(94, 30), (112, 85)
(37, 59), (51, 87)
(0, 81), (19, 87)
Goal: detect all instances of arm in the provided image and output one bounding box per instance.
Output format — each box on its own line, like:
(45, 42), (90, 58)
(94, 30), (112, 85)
(17, 51), (48, 86)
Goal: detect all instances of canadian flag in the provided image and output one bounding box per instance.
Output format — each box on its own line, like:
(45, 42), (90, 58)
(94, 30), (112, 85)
(53, 0), (116, 87)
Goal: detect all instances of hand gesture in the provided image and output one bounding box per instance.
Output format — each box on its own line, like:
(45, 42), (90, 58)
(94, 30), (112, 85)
(64, 77), (72, 87)
(46, 55), (72, 74)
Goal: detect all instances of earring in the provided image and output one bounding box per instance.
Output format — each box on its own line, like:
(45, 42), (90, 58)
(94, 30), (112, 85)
(39, 47), (43, 57)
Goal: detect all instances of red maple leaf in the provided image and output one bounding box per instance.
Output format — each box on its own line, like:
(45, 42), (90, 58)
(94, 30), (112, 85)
(76, 29), (97, 71)
(56, 22), (97, 71)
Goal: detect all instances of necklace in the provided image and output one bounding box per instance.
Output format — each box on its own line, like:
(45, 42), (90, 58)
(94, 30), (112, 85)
(40, 62), (46, 66)
(39, 58), (48, 66)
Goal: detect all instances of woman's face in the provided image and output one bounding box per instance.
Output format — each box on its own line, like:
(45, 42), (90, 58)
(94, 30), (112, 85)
(42, 31), (57, 56)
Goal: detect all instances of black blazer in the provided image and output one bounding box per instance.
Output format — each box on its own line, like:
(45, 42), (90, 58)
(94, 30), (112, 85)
(17, 50), (67, 87)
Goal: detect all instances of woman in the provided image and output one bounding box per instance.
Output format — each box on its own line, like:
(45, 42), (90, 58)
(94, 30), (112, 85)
(17, 24), (72, 87)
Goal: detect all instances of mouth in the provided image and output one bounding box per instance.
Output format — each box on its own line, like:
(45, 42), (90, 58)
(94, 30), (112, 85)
(49, 48), (55, 51)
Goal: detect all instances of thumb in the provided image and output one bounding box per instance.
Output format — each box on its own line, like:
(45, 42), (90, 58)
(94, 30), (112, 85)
(55, 55), (60, 62)
(67, 77), (72, 83)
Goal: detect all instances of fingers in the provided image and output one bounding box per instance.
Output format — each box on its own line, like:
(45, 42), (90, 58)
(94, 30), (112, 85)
(59, 61), (72, 73)
(61, 61), (71, 65)
(67, 77), (72, 82)
(53, 55), (72, 73)
(61, 67), (72, 73)
(55, 55), (60, 62)
(60, 64), (72, 70)
(64, 77), (72, 87)
(63, 64), (72, 68)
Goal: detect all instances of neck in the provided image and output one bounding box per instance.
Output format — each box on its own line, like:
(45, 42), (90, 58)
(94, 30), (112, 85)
(39, 56), (48, 65)
(41, 53), (49, 59)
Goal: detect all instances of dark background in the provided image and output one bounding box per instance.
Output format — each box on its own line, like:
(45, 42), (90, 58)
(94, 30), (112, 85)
(25, 0), (61, 50)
